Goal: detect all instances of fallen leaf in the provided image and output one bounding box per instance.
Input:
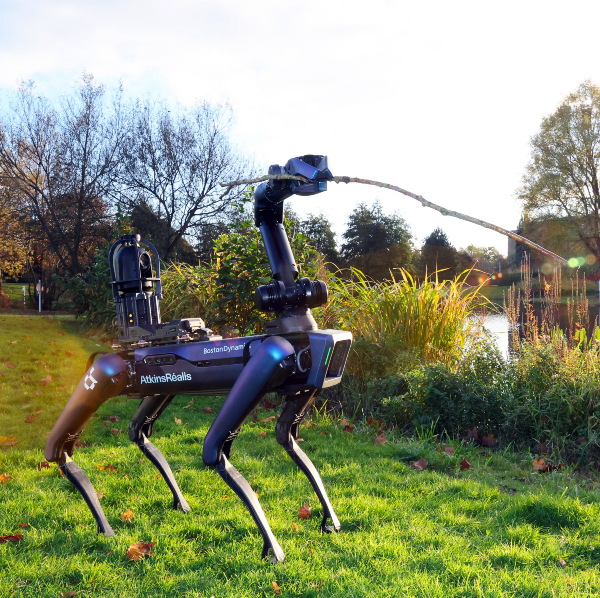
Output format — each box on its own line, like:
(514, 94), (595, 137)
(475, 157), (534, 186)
(320, 431), (328, 435)
(74, 440), (89, 448)
(0, 473), (12, 483)
(262, 399), (277, 409)
(126, 541), (155, 561)
(260, 431), (267, 437)
(558, 557), (567, 568)
(0, 435), (17, 445)
(40, 374), (52, 386)
(0, 534), (23, 543)
(121, 508), (134, 523)
(24, 415), (36, 423)
(97, 464), (117, 473)
(272, 581), (280, 595)
(412, 458), (428, 471)
(463, 427), (479, 443)
(65, 351), (74, 357)
(156, 474), (161, 478)
(35, 409), (43, 414)
(444, 446), (455, 457)
(174, 416), (182, 425)
(481, 434), (498, 447)
(110, 429), (123, 435)
(203, 407), (213, 414)
(298, 503), (312, 519)
(60, 591), (77, 597)
(340, 418), (349, 426)
(532, 458), (549, 472)
(5, 362), (14, 369)
(109, 415), (120, 422)
(375, 432), (387, 445)
(57, 386), (67, 391)
(96, 491), (105, 499)
(292, 522), (299, 532)
(37, 461), (50, 471)
(261, 416), (276, 424)
(18, 523), (29, 528)
(460, 459), (471, 470)
(343, 424), (354, 433)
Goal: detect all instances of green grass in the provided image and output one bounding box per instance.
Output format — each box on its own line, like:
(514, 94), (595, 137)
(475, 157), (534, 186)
(3, 315), (600, 596)
(0, 283), (29, 308)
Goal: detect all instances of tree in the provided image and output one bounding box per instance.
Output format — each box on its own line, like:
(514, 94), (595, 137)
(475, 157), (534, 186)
(420, 227), (458, 277)
(0, 75), (124, 276)
(120, 99), (254, 261)
(518, 80), (600, 264)
(299, 213), (339, 263)
(0, 191), (28, 290)
(341, 200), (411, 260)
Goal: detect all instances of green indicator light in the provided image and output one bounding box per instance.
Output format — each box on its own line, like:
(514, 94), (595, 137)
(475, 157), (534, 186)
(325, 347), (332, 365)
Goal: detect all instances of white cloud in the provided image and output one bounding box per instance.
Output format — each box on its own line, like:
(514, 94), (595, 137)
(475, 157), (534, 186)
(1, 0), (599, 256)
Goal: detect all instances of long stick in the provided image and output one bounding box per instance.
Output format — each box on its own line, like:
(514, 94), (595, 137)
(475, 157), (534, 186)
(219, 174), (568, 266)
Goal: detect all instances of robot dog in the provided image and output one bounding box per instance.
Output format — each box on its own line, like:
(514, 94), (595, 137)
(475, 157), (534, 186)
(45, 155), (352, 562)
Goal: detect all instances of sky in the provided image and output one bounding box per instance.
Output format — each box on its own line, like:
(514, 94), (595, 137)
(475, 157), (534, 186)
(1, 0), (599, 257)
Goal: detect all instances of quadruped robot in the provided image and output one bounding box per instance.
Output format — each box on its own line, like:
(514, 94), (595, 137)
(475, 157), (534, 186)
(45, 155), (352, 562)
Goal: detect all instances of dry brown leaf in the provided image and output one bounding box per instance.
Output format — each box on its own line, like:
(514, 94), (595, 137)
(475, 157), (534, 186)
(342, 424), (354, 433)
(156, 473), (161, 478)
(532, 458), (548, 472)
(292, 522), (299, 532)
(0, 534), (23, 543)
(74, 440), (89, 448)
(340, 418), (349, 426)
(174, 416), (183, 426)
(558, 557), (567, 568)
(261, 416), (276, 424)
(109, 415), (120, 422)
(272, 581), (280, 595)
(60, 591), (77, 597)
(96, 490), (105, 499)
(97, 464), (117, 473)
(110, 429), (123, 435)
(18, 523), (29, 528)
(35, 409), (43, 414)
(126, 541), (155, 561)
(444, 446), (455, 457)
(24, 415), (36, 424)
(481, 433), (498, 447)
(57, 386), (67, 391)
(203, 407), (213, 414)
(411, 458), (428, 471)
(0, 435), (17, 446)
(5, 362), (14, 369)
(298, 503), (312, 519)
(121, 508), (134, 523)
(460, 459), (471, 470)
(0, 472), (12, 483)
(40, 374), (52, 386)
(260, 431), (267, 437)
(65, 351), (74, 357)
(320, 431), (328, 435)
(37, 461), (50, 471)
(375, 432), (387, 445)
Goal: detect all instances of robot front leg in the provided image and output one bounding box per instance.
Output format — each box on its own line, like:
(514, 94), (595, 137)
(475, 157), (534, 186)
(202, 336), (296, 563)
(128, 395), (190, 513)
(45, 353), (130, 535)
(276, 391), (341, 533)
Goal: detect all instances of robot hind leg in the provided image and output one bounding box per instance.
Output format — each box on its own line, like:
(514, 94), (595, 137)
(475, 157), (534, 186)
(128, 395), (190, 513)
(45, 352), (130, 535)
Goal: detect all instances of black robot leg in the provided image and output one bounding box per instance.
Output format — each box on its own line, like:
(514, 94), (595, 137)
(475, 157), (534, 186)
(203, 335), (296, 563)
(128, 395), (190, 513)
(276, 390), (341, 533)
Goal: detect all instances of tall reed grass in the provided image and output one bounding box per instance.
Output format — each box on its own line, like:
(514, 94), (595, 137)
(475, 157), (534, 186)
(321, 267), (488, 376)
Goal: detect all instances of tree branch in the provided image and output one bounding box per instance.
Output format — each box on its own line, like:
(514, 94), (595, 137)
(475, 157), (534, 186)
(220, 174), (568, 266)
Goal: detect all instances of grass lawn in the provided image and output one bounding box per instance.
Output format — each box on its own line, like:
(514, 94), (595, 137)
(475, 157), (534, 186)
(0, 283), (29, 308)
(2, 315), (600, 596)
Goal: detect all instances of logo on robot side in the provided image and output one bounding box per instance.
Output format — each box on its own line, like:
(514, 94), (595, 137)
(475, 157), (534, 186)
(140, 372), (193, 385)
(84, 367), (98, 391)
(203, 344), (243, 355)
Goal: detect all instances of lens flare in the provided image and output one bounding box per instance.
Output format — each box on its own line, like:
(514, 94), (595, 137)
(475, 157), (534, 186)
(568, 257), (579, 268)
(586, 254), (596, 265)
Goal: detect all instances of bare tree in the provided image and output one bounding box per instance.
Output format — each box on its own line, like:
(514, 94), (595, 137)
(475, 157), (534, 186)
(119, 99), (254, 260)
(0, 74), (126, 275)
